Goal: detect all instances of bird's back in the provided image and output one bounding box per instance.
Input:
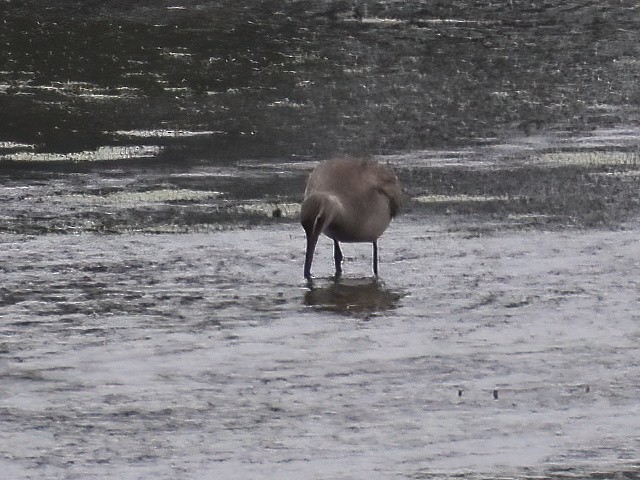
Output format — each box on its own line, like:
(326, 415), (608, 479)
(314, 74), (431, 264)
(304, 157), (402, 242)
(305, 157), (402, 216)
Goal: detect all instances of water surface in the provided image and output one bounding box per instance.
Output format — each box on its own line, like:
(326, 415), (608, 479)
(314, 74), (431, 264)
(1, 216), (639, 479)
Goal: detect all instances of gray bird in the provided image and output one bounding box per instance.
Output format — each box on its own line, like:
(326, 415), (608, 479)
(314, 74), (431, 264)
(301, 157), (402, 279)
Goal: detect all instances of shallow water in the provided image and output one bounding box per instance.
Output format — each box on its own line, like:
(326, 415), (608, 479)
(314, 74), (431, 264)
(2, 131), (640, 478)
(3, 2), (640, 476)
(1, 212), (640, 479)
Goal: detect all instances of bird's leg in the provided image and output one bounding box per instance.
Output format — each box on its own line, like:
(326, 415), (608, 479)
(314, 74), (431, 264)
(304, 230), (320, 279)
(372, 240), (378, 277)
(333, 239), (343, 277)
(305, 276), (315, 289)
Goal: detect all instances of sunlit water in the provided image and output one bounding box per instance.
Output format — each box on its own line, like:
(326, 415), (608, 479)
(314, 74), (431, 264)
(1, 218), (639, 479)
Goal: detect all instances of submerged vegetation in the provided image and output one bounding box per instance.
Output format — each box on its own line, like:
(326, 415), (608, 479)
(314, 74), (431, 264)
(405, 161), (640, 228)
(2, 142), (640, 236)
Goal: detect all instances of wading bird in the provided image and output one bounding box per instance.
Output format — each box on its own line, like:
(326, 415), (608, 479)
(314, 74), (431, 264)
(301, 157), (402, 279)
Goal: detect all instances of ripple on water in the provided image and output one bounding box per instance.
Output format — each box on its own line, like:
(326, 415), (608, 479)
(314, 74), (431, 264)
(0, 145), (163, 163)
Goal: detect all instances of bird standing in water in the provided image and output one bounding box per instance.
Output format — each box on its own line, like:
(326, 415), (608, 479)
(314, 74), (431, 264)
(301, 157), (402, 279)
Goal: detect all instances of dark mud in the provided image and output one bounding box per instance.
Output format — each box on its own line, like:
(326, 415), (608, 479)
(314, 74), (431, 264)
(3, 127), (640, 237)
(2, 1), (640, 159)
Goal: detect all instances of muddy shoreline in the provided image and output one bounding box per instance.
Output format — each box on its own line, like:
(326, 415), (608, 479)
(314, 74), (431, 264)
(3, 127), (640, 237)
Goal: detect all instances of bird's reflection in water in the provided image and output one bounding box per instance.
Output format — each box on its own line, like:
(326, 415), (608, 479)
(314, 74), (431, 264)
(303, 277), (402, 315)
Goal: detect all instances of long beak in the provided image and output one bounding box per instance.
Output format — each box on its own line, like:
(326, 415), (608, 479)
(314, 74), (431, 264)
(304, 230), (319, 279)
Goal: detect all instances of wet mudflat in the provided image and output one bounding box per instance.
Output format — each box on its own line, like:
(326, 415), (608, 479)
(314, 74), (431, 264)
(2, 130), (640, 479)
(2, 2), (640, 477)
(1, 182), (640, 478)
